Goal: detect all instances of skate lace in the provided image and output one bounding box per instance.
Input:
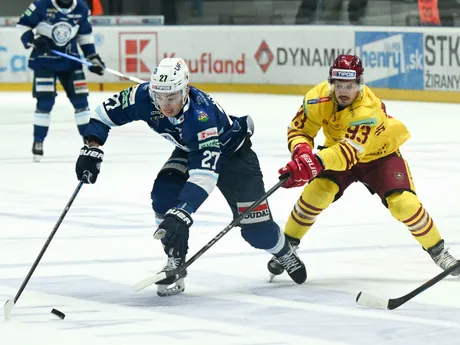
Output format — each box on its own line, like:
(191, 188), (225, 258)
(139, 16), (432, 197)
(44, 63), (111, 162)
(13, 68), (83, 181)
(434, 248), (457, 270)
(34, 143), (43, 150)
(278, 251), (301, 274)
(163, 256), (182, 271)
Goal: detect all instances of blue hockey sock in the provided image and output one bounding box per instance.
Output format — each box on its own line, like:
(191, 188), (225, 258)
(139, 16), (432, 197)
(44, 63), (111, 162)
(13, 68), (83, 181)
(33, 125), (48, 142)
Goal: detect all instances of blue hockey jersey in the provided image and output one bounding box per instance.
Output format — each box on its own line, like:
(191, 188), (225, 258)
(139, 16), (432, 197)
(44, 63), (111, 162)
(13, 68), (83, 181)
(17, 0), (96, 71)
(86, 84), (254, 213)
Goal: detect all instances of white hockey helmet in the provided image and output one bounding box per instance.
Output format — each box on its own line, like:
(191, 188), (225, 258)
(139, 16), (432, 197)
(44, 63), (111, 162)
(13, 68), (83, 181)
(149, 58), (190, 108)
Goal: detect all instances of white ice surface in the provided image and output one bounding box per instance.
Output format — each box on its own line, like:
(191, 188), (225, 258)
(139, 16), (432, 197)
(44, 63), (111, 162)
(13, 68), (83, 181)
(0, 91), (459, 345)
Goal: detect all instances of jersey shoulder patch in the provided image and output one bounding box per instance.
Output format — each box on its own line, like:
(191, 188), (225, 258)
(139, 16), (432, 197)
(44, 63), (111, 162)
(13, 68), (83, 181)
(196, 110), (209, 123)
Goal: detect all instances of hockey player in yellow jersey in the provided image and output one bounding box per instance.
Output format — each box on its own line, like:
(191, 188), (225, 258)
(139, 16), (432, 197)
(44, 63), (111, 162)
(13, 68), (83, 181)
(268, 54), (459, 281)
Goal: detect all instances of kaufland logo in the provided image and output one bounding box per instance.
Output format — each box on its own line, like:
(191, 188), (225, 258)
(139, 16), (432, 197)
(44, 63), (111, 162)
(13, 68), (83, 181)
(254, 40), (274, 73)
(119, 32), (158, 75)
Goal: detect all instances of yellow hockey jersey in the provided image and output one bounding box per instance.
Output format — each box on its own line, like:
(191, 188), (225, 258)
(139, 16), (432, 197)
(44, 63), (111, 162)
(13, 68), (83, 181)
(288, 81), (411, 171)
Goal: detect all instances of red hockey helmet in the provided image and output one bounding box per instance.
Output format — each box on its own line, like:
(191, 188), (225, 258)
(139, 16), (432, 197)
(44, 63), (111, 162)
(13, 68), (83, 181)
(328, 54), (364, 85)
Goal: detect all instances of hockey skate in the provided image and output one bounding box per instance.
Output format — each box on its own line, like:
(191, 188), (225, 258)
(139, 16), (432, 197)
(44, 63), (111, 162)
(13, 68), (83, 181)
(156, 255), (188, 297)
(427, 240), (460, 276)
(32, 141), (43, 162)
(268, 234), (301, 282)
(268, 237), (306, 284)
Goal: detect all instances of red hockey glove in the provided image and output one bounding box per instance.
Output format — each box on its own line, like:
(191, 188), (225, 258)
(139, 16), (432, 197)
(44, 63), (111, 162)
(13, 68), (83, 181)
(279, 151), (323, 188)
(291, 142), (312, 159)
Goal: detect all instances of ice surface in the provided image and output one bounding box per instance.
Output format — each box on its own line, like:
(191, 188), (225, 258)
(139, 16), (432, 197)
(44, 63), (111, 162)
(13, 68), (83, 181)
(0, 90), (459, 345)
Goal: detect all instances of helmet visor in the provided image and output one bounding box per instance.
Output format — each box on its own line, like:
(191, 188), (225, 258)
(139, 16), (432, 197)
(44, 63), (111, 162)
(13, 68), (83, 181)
(152, 91), (183, 106)
(333, 80), (360, 92)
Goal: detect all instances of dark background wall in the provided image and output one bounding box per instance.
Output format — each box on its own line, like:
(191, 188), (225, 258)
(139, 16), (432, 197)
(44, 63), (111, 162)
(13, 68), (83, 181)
(2, 0), (163, 16)
(3, 0), (457, 27)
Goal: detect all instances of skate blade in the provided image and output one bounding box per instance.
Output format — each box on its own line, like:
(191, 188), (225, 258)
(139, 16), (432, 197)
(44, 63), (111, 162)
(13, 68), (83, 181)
(268, 273), (276, 282)
(157, 282), (185, 297)
(33, 155), (42, 162)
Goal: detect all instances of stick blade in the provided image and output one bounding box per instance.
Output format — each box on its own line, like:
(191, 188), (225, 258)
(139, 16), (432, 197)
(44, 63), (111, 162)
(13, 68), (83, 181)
(134, 272), (168, 292)
(356, 291), (389, 310)
(4, 299), (15, 320)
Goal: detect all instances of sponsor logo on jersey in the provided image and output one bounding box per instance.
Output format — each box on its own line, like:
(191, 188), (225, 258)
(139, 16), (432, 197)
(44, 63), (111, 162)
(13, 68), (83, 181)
(350, 118), (377, 126)
(197, 127), (218, 141)
(197, 110), (209, 122)
(307, 98), (319, 104)
(24, 3), (36, 16)
(121, 88), (130, 109)
(355, 32), (423, 90)
(52, 22), (73, 46)
(198, 139), (220, 150)
(319, 97), (331, 103)
(237, 201), (270, 224)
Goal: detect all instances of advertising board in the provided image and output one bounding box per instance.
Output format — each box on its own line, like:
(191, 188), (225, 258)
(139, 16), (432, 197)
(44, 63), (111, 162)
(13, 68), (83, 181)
(0, 25), (459, 102)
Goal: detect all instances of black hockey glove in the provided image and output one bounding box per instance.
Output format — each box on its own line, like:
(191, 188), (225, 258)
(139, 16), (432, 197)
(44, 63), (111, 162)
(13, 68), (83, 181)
(87, 54), (105, 76)
(153, 208), (193, 258)
(75, 145), (104, 184)
(32, 36), (50, 54)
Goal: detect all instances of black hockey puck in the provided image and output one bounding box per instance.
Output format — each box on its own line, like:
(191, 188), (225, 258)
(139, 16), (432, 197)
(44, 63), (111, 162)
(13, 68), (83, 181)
(50, 308), (65, 320)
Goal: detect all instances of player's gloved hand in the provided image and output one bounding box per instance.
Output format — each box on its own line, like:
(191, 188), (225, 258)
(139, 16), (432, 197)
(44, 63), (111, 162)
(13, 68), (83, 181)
(153, 208), (193, 258)
(291, 142), (313, 159)
(279, 149), (323, 188)
(75, 145), (104, 184)
(32, 36), (50, 54)
(87, 54), (105, 76)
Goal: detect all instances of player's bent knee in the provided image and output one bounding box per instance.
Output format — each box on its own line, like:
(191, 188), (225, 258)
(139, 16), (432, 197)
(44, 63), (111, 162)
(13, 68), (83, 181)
(151, 169), (188, 215)
(387, 191), (420, 221)
(301, 178), (338, 209)
(241, 222), (284, 252)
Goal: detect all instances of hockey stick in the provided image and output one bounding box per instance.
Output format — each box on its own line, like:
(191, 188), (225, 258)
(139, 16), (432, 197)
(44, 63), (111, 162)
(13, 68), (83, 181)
(3, 174), (88, 320)
(50, 49), (146, 84)
(134, 174), (290, 291)
(356, 260), (460, 310)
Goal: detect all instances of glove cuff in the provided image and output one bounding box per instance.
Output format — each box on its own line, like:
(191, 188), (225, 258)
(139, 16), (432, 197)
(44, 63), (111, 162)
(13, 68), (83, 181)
(314, 154), (324, 169)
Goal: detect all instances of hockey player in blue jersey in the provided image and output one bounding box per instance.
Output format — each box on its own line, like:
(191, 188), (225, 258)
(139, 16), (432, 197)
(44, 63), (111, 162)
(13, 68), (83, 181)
(17, 0), (105, 162)
(75, 57), (307, 296)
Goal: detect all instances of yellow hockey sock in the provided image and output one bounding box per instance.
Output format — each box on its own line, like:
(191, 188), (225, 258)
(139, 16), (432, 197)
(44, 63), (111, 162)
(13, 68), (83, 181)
(285, 178), (338, 240)
(387, 191), (441, 250)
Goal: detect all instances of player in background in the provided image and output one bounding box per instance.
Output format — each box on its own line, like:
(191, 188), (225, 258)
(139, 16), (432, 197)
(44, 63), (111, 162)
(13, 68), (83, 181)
(268, 54), (460, 280)
(17, 0), (105, 162)
(74, 57), (307, 296)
